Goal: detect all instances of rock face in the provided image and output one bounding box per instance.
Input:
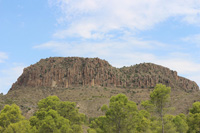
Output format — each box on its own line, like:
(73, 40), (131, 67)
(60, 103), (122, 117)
(9, 57), (199, 92)
(120, 63), (199, 91)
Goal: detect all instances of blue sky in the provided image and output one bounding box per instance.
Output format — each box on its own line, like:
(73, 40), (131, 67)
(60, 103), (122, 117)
(1, 0), (200, 94)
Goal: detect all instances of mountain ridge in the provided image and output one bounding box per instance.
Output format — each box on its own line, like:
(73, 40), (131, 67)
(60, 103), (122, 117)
(9, 57), (199, 93)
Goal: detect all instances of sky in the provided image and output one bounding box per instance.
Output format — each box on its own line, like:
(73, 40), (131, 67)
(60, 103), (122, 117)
(1, 0), (200, 94)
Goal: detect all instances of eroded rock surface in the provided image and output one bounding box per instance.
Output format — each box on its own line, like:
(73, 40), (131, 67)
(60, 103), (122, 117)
(9, 57), (199, 92)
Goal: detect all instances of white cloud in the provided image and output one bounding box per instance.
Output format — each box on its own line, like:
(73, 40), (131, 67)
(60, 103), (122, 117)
(34, 37), (167, 58)
(34, 0), (200, 88)
(156, 59), (200, 74)
(0, 52), (8, 63)
(53, 23), (103, 39)
(152, 58), (200, 85)
(162, 59), (200, 86)
(49, 0), (200, 39)
(0, 65), (25, 94)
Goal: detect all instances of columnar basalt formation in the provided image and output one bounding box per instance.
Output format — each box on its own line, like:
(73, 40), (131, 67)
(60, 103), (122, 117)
(9, 57), (199, 92)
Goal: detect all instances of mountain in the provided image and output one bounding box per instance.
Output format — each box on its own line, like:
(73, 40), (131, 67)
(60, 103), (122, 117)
(9, 57), (198, 92)
(2, 57), (200, 118)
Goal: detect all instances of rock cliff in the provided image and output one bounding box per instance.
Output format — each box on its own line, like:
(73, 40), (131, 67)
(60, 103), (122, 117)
(9, 57), (199, 92)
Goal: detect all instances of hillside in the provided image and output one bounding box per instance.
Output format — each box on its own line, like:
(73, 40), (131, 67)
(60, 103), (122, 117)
(9, 57), (199, 92)
(2, 57), (200, 118)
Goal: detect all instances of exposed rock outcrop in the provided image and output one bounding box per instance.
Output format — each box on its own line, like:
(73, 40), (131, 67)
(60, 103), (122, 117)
(9, 57), (199, 92)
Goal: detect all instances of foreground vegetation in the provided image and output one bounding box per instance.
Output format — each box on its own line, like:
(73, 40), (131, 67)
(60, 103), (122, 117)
(0, 84), (200, 133)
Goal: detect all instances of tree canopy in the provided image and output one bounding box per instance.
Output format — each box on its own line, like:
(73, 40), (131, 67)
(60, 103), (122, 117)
(0, 84), (199, 133)
(30, 95), (85, 133)
(142, 84), (171, 133)
(88, 94), (151, 133)
(187, 101), (200, 133)
(0, 104), (24, 132)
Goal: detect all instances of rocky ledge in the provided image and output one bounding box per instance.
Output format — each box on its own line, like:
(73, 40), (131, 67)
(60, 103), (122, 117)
(9, 57), (199, 92)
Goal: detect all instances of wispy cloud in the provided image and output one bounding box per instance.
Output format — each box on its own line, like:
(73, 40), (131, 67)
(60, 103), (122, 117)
(34, 37), (167, 58)
(40, 0), (200, 87)
(49, 0), (200, 39)
(0, 64), (25, 94)
(0, 52), (8, 63)
(155, 58), (200, 85)
(33, 41), (189, 69)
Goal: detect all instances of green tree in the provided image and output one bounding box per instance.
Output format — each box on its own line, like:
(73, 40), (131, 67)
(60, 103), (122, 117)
(0, 126), (3, 132)
(142, 84), (171, 133)
(150, 84), (171, 133)
(173, 113), (188, 133)
(30, 96), (85, 133)
(88, 128), (97, 133)
(30, 109), (72, 133)
(149, 116), (162, 133)
(0, 104), (24, 130)
(135, 110), (151, 133)
(38, 96), (85, 125)
(57, 101), (85, 129)
(3, 120), (35, 133)
(163, 115), (177, 133)
(141, 100), (155, 114)
(89, 94), (151, 133)
(37, 96), (60, 111)
(103, 94), (138, 133)
(88, 116), (110, 133)
(187, 102), (200, 133)
(189, 101), (200, 114)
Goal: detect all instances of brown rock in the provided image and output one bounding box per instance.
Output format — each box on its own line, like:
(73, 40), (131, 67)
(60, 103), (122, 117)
(9, 57), (199, 93)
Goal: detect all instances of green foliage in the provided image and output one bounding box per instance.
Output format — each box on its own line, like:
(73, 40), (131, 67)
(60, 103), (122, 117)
(87, 128), (97, 133)
(57, 101), (85, 126)
(149, 84), (171, 133)
(104, 94), (138, 132)
(163, 115), (177, 133)
(150, 84), (171, 114)
(135, 110), (151, 133)
(30, 109), (72, 133)
(173, 114), (188, 133)
(0, 84), (199, 133)
(0, 126), (3, 132)
(149, 116), (162, 132)
(30, 95), (85, 133)
(89, 94), (151, 133)
(37, 96), (60, 111)
(149, 114), (188, 133)
(189, 101), (200, 114)
(89, 117), (97, 124)
(187, 113), (200, 133)
(142, 84), (171, 115)
(89, 116), (109, 133)
(187, 102), (200, 133)
(141, 100), (155, 113)
(142, 84), (188, 133)
(0, 104), (24, 129)
(3, 120), (35, 133)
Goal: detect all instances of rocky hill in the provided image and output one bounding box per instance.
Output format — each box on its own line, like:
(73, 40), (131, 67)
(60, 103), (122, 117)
(3, 57), (200, 118)
(9, 57), (198, 92)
